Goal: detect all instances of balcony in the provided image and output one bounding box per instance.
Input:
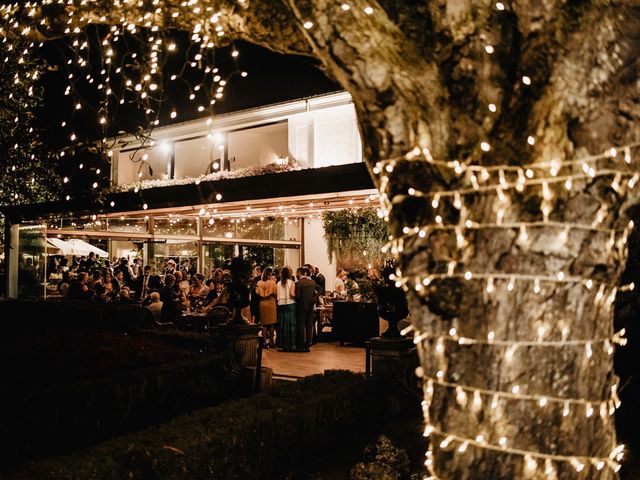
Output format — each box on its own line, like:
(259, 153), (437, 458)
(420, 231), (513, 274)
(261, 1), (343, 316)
(111, 92), (363, 190)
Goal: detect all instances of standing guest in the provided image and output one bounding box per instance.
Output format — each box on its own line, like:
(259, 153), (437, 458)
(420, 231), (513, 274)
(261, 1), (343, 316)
(85, 252), (97, 272)
(164, 259), (177, 276)
(114, 258), (134, 286)
(132, 257), (143, 280)
(312, 266), (326, 294)
(160, 274), (180, 322)
(276, 266), (297, 352)
(295, 267), (320, 352)
(334, 268), (347, 297)
(146, 292), (163, 321)
(255, 267), (277, 348)
(249, 265), (262, 324)
(180, 259), (195, 278)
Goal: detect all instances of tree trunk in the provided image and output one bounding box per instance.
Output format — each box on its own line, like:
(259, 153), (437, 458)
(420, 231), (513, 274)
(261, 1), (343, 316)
(286, 2), (639, 478)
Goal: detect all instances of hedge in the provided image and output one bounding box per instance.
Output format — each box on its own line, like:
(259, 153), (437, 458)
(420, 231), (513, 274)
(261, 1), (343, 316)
(1, 347), (242, 469)
(0, 300), (154, 334)
(3, 371), (379, 480)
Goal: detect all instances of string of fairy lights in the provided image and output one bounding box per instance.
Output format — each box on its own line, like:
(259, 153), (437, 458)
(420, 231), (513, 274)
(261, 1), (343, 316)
(377, 163), (636, 462)
(0, 0), (251, 200)
(373, 143), (638, 477)
(378, 154), (635, 478)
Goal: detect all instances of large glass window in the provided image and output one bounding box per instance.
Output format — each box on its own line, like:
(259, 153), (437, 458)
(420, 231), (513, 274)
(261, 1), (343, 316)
(148, 241), (198, 276)
(201, 217), (300, 242)
(18, 223), (46, 299)
(154, 217), (198, 237)
(174, 136), (223, 178)
(202, 242), (300, 277)
(123, 144), (173, 182)
(227, 122), (288, 170)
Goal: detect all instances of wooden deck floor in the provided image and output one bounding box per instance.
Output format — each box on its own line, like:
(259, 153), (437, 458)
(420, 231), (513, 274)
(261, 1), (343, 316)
(262, 342), (366, 379)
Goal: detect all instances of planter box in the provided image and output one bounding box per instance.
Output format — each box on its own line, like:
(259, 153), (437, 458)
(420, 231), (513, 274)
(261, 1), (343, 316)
(332, 301), (379, 344)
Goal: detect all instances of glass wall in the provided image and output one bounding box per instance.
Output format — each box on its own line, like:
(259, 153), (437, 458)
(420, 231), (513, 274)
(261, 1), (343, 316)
(201, 217), (300, 242)
(148, 240), (198, 275)
(202, 242), (300, 277)
(18, 223), (46, 299)
(154, 217), (198, 237)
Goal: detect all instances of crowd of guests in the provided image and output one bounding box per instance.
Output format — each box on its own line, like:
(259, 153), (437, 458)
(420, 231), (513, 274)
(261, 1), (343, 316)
(50, 253), (346, 353)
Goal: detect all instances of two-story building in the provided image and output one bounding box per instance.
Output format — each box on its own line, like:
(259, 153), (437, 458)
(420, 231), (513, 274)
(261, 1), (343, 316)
(2, 91), (377, 298)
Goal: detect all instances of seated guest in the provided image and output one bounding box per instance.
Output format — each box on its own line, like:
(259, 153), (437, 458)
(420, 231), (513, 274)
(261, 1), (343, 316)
(67, 272), (91, 301)
(92, 283), (107, 303)
(58, 271), (71, 298)
(113, 270), (125, 294)
(174, 271), (189, 303)
(119, 286), (135, 304)
(189, 273), (208, 297)
(205, 279), (224, 303)
(146, 291), (163, 321)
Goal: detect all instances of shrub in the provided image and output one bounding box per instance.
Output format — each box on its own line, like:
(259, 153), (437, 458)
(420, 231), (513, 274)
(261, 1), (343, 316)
(4, 371), (378, 480)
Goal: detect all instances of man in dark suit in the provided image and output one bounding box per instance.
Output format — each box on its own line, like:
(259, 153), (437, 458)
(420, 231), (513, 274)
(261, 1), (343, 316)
(311, 266), (326, 294)
(135, 264), (153, 301)
(295, 267), (320, 351)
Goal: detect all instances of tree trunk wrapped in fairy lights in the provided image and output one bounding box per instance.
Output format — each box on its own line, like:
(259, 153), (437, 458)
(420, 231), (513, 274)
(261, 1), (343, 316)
(4, 0), (640, 478)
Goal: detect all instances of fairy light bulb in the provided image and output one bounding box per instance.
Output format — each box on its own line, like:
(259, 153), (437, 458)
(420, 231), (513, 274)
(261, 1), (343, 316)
(431, 193), (440, 208)
(507, 277), (515, 292)
(533, 278), (541, 294)
(571, 459), (585, 472)
(440, 436), (453, 449)
(490, 394), (499, 409)
(563, 402), (570, 417)
(456, 386), (468, 406)
(586, 402), (594, 418)
(524, 455), (537, 474)
(585, 342), (593, 359)
(472, 390), (482, 412)
(518, 225), (528, 243)
(505, 346), (517, 362)
(458, 441), (469, 453)
(486, 277), (494, 294)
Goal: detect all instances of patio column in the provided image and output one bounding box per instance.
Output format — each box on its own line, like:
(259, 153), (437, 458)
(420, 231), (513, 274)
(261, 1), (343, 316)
(4, 220), (19, 299)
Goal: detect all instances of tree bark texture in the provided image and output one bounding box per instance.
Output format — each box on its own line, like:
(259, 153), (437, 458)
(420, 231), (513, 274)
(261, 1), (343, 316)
(5, 1), (640, 478)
